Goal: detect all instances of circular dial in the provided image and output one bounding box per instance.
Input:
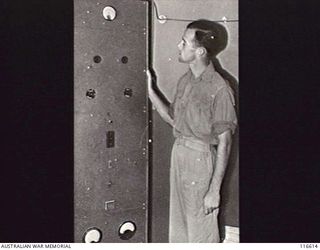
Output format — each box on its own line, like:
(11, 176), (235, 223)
(118, 221), (136, 240)
(83, 227), (102, 243)
(103, 6), (117, 21)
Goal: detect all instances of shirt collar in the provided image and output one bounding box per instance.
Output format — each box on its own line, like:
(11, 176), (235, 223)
(188, 62), (216, 84)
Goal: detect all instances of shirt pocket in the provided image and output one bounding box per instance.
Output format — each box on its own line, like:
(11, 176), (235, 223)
(187, 99), (211, 133)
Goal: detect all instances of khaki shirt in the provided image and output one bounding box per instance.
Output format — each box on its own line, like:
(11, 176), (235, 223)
(169, 63), (237, 145)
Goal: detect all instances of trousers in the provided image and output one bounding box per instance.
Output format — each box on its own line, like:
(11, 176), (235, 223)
(169, 136), (220, 243)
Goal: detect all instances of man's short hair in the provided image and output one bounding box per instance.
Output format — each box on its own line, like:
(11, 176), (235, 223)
(187, 19), (228, 58)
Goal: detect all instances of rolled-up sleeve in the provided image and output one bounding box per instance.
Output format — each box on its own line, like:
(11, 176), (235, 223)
(211, 87), (238, 136)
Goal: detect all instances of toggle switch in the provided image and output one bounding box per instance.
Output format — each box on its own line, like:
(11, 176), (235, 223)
(107, 160), (113, 168)
(83, 227), (102, 243)
(118, 221), (136, 240)
(106, 131), (115, 148)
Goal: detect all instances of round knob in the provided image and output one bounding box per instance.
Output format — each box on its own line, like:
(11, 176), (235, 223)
(86, 89), (96, 99)
(83, 227), (102, 243)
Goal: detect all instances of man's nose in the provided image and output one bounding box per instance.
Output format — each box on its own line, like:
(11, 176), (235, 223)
(177, 41), (182, 50)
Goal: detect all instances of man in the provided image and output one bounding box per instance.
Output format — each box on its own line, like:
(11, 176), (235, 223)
(148, 19), (237, 243)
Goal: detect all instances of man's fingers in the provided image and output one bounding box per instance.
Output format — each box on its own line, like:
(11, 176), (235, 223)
(146, 68), (150, 76)
(204, 207), (209, 215)
(146, 70), (153, 90)
(204, 207), (214, 215)
(204, 206), (219, 215)
(213, 207), (219, 216)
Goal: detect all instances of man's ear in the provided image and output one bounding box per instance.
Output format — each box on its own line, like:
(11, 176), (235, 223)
(196, 47), (207, 57)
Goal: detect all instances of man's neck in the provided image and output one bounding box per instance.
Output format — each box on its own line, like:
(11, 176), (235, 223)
(189, 60), (210, 79)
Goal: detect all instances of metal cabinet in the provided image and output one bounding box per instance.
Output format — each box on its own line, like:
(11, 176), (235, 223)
(74, 0), (149, 242)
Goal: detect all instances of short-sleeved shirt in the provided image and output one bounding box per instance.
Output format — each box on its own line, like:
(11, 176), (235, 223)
(169, 62), (237, 145)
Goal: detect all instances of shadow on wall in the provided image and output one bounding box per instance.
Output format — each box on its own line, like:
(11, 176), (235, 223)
(214, 57), (239, 240)
(208, 22), (239, 236)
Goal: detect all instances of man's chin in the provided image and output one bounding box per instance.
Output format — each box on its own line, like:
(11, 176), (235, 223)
(178, 57), (186, 63)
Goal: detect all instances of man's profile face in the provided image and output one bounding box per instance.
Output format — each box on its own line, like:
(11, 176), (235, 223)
(177, 28), (198, 64)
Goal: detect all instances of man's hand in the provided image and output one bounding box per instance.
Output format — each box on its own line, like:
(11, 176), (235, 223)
(146, 69), (153, 93)
(203, 191), (220, 215)
(203, 130), (232, 215)
(146, 68), (174, 126)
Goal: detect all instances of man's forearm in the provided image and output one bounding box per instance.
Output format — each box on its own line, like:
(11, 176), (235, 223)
(148, 87), (174, 126)
(209, 130), (232, 194)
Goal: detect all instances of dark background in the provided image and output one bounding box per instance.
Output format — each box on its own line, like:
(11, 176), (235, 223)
(0, 0), (319, 242)
(240, 1), (320, 242)
(0, 0), (74, 242)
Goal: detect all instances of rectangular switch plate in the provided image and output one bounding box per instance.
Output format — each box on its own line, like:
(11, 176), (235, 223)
(105, 200), (116, 211)
(106, 131), (115, 148)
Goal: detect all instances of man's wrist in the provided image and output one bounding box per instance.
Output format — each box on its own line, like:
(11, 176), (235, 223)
(209, 185), (220, 195)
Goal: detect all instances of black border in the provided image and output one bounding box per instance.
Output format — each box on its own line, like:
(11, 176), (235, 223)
(0, 0), (74, 242)
(240, 0), (320, 242)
